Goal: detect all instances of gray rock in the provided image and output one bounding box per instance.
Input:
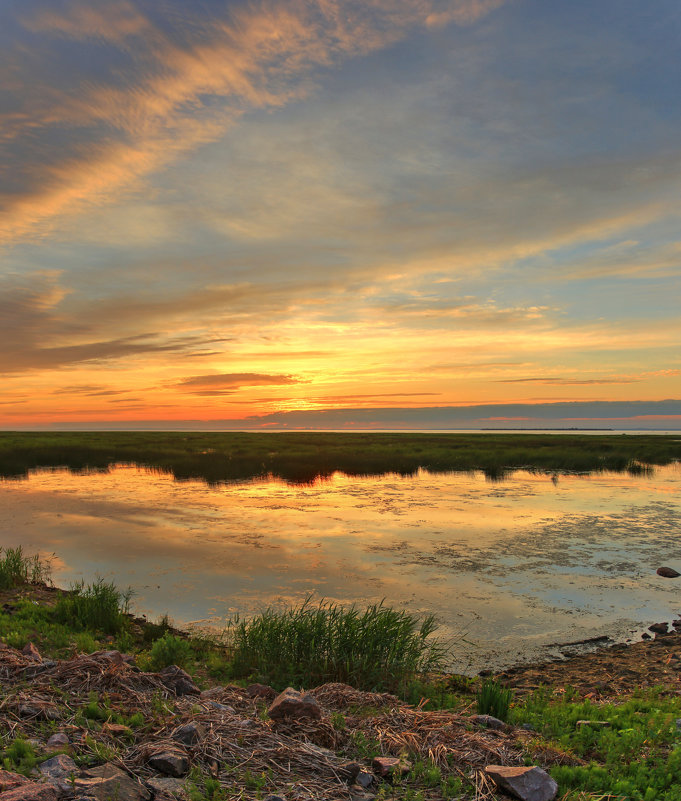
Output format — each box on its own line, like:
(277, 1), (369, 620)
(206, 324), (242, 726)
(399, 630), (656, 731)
(349, 787), (375, 801)
(338, 761), (361, 782)
(148, 746), (191, 777)
(204, 700), (234, 712)
(471, 714), (506, 730)
(39, 754), (78, 779)
(39, 754), (79, 798)
(171, 722), (206, 746)
(484, 765), (558, 801)
(158, 665), (200, 696)
(355, 770), (374, 789)
(267, 687), (322, 721)
(75, 764), (151, 801)
(18, 701), (60, 720)
(146, 777), (189, 799)
(46, 733), (70, 750)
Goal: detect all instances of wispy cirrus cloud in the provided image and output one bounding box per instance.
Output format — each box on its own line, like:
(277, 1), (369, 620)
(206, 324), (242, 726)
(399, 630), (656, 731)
(175, 372), (303, 396)
(0, 0), (507, 243)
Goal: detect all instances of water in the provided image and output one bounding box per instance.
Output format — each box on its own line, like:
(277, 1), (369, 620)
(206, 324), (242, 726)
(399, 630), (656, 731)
(2, 463), (680, 673)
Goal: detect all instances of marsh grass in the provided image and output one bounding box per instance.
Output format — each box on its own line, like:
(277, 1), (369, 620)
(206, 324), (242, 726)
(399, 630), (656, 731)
(225, 597), (448, 692)
(476, 678), (512, 720)
(0, 431), (679, 485)
(0, 546), (51, 589)
(54, 578), (133, 635)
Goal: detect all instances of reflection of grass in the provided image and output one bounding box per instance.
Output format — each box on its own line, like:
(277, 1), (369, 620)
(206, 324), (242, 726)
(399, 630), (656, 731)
(225, 597), (448, 693)
(0, 431), (679, 485)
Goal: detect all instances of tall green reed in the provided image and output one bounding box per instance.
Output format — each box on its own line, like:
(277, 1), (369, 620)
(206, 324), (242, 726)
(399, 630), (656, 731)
(226, 597), (448, 693)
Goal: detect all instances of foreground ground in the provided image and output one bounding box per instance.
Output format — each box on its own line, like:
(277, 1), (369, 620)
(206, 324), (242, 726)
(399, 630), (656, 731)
(2, 581), (681, 801)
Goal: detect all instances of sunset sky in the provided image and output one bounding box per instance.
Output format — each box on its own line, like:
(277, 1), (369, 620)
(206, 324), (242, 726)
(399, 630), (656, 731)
(2, 0), (680, 430)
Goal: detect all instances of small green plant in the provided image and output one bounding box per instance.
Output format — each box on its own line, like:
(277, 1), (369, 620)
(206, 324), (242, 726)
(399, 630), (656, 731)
(148, 632), (192, 670)
(476, 678), (512, 721)
(330, 711), (346, 731)
(125, 711), (145, 729)
(84, 691), (108, 721)
(75, 631), (98, 654)
(54, 578), (133, 635)
(2, 737), (38, 775)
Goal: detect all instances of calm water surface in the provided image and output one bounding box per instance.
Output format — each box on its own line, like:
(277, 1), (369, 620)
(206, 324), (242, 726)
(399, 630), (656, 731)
(2, 464), (680, 672)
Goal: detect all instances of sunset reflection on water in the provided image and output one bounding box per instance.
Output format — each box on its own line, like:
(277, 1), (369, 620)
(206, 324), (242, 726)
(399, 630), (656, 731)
(2, 463), (680, 672)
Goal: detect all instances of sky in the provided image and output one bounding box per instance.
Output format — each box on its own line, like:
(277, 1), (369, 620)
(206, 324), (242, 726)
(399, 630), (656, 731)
(1, 0), (680, 430)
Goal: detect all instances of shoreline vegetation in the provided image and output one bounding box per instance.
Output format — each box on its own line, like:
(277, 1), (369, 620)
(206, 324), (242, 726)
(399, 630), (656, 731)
(0, 431), (680, 484)
(2, 549), (681, 799)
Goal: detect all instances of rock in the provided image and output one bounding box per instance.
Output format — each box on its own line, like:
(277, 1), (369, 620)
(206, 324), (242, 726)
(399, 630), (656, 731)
(355, 770), (374, 788)
(18, 700), (60, 720)
(484, 765), (558, 801)
(471, 714), (506, 730)
(75, 764), (151, 801)
(0, 771), (31, 791)
(39, 754), (79, 797)
(46, 732), (70, 750)
(371, 757), (411, 777)
(204, 700), (234, 712)
(147, 746), (191, 777)
(657, 567), (680, 578)
(22, 642), (42, 662)
(93, 650), (135, 664)
(267, 687), (322, 721)
(158, 665), (200, 696)
(246, 683), (277, 699)
(146, 777), (189, 799)
(649, 622), (669, 635)
(1, 783), (58, 800)
(39, 754), (78, 779)
(337, 761), (362, 782)
(642, 632), (652, 640)
(349, 786), (375, 801)
(172, 722), (206, 746)
(576, 720), (611, 728)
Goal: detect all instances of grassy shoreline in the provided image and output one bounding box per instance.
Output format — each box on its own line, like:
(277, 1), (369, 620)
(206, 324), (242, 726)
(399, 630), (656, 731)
(1, 431), (680, 484)
(3, 550), (681, 799)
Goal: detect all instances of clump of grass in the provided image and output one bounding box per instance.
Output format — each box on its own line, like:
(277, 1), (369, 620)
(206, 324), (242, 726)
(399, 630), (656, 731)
(148, 632), (192, 670)
(54, 577), (133, 635)
(142, 612), (173, 644)
(226, 597), (448, 693)
(2, 737), (38, 775)
(476, 678), (512, 721)
(0, 546), (51, 589)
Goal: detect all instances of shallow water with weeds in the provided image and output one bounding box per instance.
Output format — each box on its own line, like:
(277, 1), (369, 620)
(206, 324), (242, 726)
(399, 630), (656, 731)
(2, 463), (680, 672)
